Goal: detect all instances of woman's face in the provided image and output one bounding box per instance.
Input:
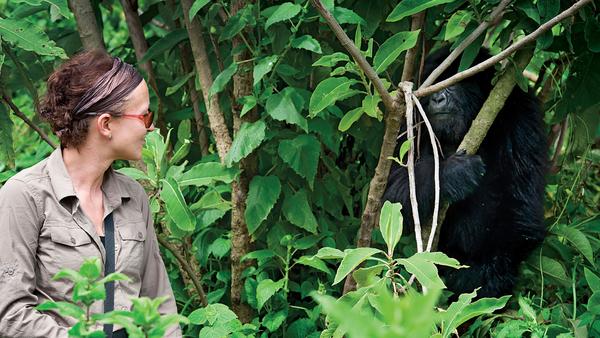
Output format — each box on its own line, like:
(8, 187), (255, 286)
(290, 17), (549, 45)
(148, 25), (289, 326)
(110, 80), (154, 161)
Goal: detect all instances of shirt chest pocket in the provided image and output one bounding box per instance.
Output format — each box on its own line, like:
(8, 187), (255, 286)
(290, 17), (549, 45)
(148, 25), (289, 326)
(116, 221), (147, 274)
(44, 226), (99, 272)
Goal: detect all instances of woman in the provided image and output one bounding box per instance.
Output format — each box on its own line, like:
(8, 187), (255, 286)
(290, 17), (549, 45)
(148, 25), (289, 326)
(0, 50), (181, 337)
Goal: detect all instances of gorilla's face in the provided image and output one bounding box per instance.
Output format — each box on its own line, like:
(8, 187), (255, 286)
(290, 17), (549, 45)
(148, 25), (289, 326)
(422, 81), (487, 145)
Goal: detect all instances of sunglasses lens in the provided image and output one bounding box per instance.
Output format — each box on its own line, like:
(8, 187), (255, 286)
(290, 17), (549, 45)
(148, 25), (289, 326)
(145, 111), (154, 128)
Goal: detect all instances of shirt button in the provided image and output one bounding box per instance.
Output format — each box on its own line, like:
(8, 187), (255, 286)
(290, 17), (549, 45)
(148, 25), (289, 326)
(137, 232), (143, 239)
(70, 237), (76, 244)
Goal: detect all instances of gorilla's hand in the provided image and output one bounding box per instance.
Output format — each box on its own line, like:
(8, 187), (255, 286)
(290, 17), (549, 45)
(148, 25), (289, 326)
(442, 149), (486, 202)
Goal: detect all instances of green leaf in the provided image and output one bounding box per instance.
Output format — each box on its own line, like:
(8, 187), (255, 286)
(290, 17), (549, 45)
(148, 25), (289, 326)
(245, 176), (282, 234)
(556, 53), (600, 118)
(190, 190), (231, 212)
(0, 103), (15, 168)
(458, 34), (484, 72)
(379, 201), (403, 256)
(296, 256), (332, 275)
(166, 72), (194, 96)
(445, 10), (472, 40)
(189, 303), (238, 325)
(37, 301), (85, 319)
(387, 0), (458, 22)
(239, 95), (257, 117)
(585, 15), (600, 52)
(413, 252), (463, 268)
(291, 35), (322, 54)
(333, 7), (366, 26)
(518, 296), (537, 323)
(116, 167), (150, 182)
(397, 254), (445, 289)
(262, 309), (287, 332)
(43, 0), (71, 19)
(160, 177), (196, 232)
(179, 162), (239, 186)
(282, 189), (318, 234)
(441, 291), (510, 338)
(141, 29), (188, 63)
(373, 30), (420, 74)
(352, 264), (385, 288)
(266, 87), (308, 132)
(531, 256), (569, 284)
(225, 120), (267, 166)
(338, 107), (363, 132)
(315, 247), (345, 260)
(309, 77), (360, 117)
(52, 268), (84, 283)
(334, 247), (382, 285)
(585, 268), (600, 293)
(265, 3), (302, 29)
(588, 292), (600, 315)
(220, 4), (256, 41)
(189, 0), (211, 19)
(0, 18), (66, 58)
(362, 94), (381, 119)
(278, 134), (320, 188)
(312, 52), (350, 67)
(256, 279), (284, 310)
(79, 258), (102, 279)
(553, 224), (594, 264)
(253, 55), (278, 86)
(0, 50), (4, 74)
(209, 62), (238, 99)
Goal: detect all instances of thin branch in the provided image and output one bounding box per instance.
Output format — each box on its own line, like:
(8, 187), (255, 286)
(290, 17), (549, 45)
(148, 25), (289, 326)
(415, 0), (593, 97)
(412, 94), (440, 252)
(550, 119), (568, 174)
(1, 94), (56, 149)
(310, 0), (394, 111)
(402, 13), (426, 82)
(401, 82), (423, 253)
(420, 0), (511, 89)
(157, 235), (207, 307)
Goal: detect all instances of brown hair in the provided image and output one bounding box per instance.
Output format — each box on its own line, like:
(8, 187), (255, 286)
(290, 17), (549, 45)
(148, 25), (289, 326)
(40, 50), (143, 148)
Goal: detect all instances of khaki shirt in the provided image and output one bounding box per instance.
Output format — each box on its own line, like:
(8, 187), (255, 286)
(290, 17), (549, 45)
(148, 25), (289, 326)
(0, 148), (182, 337)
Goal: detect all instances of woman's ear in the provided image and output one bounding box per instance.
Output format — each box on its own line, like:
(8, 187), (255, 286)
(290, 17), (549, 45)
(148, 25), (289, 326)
(95, 113), (113, 139)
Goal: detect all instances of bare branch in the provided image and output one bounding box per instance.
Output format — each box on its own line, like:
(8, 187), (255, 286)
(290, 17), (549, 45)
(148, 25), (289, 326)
(402, 13), (426, 82)
(420, 0), (511, 89)
(415, 0), (593, 98)
(1, 94), (56, 149)
(68, 0), (105, 51)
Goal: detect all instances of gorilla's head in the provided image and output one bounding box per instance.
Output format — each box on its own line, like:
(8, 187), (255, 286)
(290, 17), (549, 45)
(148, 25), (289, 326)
(420, 47), (494, 145)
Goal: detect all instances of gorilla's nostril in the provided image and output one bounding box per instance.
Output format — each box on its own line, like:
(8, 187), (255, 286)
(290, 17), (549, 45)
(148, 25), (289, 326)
(431, 92), (447, 106)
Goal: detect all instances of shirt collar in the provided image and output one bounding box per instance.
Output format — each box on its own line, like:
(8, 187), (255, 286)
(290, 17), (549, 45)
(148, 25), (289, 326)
(47, 148), (131, 212)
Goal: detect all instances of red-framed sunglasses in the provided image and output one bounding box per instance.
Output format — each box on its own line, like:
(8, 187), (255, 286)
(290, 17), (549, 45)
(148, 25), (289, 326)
(83, 111), (154, 129)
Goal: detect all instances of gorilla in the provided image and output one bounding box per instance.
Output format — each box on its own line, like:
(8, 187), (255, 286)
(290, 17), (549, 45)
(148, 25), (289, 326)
(384, 47), (547, 297)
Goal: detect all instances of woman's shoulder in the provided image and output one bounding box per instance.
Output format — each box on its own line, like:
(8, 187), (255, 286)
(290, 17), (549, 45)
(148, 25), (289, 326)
(1, 158), (51, 195)
(110, 168), (147, 199)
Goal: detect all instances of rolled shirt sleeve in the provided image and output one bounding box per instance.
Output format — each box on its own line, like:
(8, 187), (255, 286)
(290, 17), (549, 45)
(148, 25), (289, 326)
(0, 179), (69, 337)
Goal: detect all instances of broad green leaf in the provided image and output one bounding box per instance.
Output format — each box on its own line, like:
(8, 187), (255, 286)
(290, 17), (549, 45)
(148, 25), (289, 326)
(531, 256), (569, 284)
(241, 249), (276, 262)
(584, 268), (600, 293)
(556, 53), (600, 119)
(253, 55), (278, 86)
(188, 303), (238, 325)
(209, 62), (238, 99)
(79, 258), (102, 279)
(441, 291), (510, 338)
(43, 0), (71, 19)
(245, 176), (282, 234)
(387, 0), (458, 22)
(315, 247), (345, 260)
(362, 94), (381, 119)
(166, 72), (194, 96)
(553, 224), (594, 263)
(0, 18), (66, 58)
(312, 52), (350, 67)
(338, 107), (363, 132)
(190, 190), (231, 212)
(262, 309), (287, 332)
(296, 256), (332, 275)
(379, 201), (403, 256)
(265, 3), (302, 29)
(141, 29), (188, 63)
(160, 177), (196, 232)
(256, 279), (284, 310)
(373, 30), (420, 74)
(314, 294), (386, 338)
(588, 292), (600, 315)
(458, 34), (484, 72)
(220, 4), (256, 41)
(445, 11), (472, 40)
(352, 264), (385, 288)
(266, 88), (308, 132)
(309, 77), (361, 117)
(36, 301), (85, 319)
(278, 134), (320, 188)
(585, 15), (600, 52)
(239, 95), (257, 117)
(397, 254), (445, 289)
(0, 104), (15, 168)
(334, 247), (382, 285)
(189, 0), (211, 19)
(179, 162), (239, 186)
(333, 7), (366, 26)
(52, 268), (84, 282)
(282, 189), (318, 234)
(291, 35), (322, 54)
(518, 296), (537, 323)
(225, 120), (267, 166)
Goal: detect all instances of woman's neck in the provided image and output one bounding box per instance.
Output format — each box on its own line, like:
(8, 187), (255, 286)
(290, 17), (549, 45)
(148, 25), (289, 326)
(62, 145), (113, 196)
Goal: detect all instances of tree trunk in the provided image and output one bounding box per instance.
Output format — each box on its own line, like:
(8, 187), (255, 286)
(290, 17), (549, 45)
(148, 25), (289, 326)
(68, 0), (105, 51)
(119, 0), (166, 134)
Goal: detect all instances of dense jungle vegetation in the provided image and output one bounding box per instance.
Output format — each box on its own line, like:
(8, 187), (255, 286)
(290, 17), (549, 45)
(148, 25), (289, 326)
(0, 0), (599, 336)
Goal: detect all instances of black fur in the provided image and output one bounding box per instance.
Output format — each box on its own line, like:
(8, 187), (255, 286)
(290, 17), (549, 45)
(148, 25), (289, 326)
(384, 48), (547, 297)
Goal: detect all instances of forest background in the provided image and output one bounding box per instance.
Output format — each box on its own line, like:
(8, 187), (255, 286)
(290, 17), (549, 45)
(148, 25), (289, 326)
(0, 0), (599, 337)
